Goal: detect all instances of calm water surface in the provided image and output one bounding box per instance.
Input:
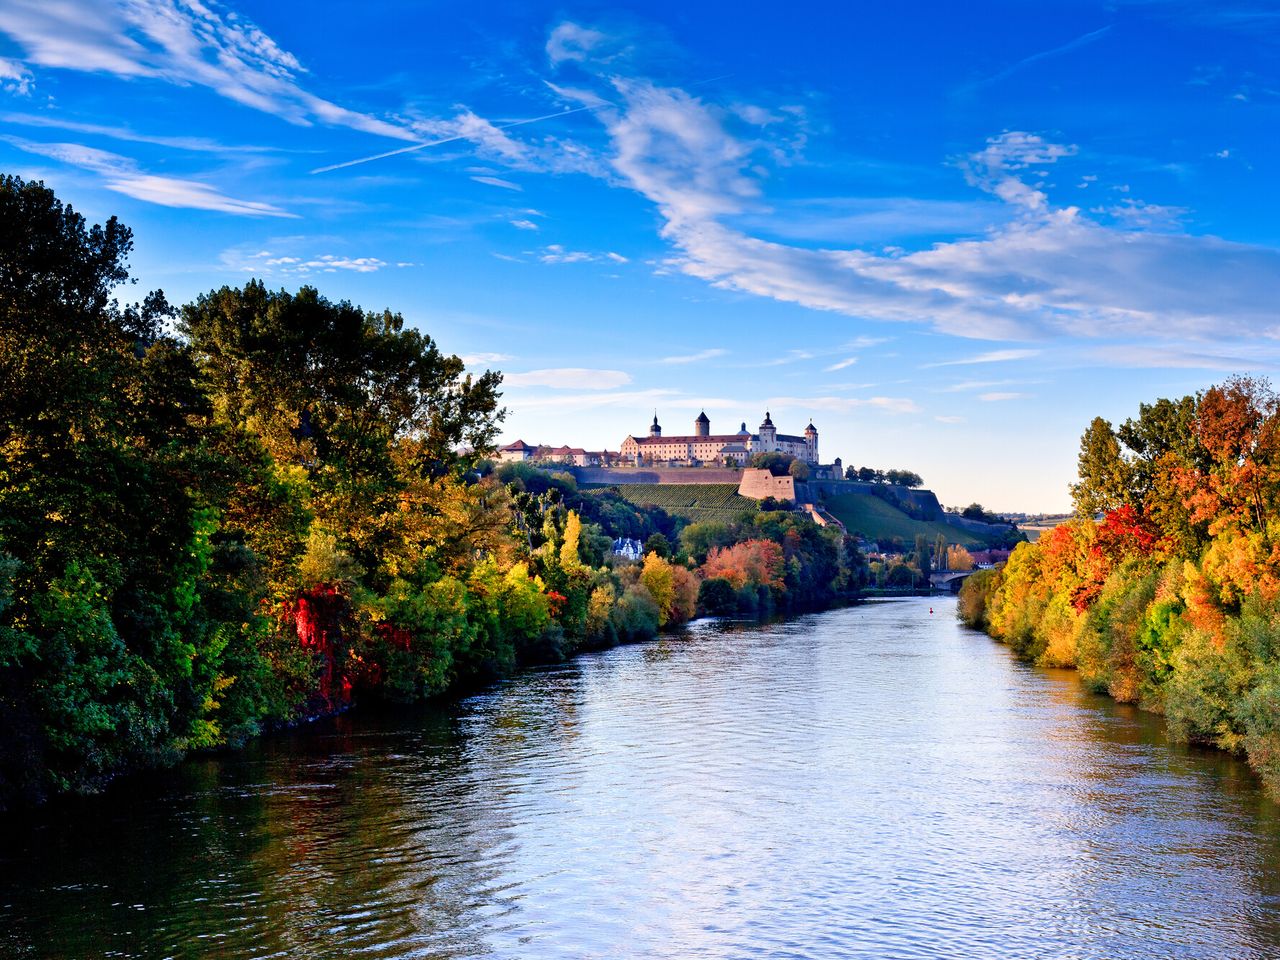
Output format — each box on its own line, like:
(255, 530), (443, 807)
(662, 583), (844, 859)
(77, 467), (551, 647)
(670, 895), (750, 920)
(5, 597), (1280, 959)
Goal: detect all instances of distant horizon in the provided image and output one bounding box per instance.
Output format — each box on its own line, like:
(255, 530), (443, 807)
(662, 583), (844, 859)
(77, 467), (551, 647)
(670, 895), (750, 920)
(3, 1), (1276, 513)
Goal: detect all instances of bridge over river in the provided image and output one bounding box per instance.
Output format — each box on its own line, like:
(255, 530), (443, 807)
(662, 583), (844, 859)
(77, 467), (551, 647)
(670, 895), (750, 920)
(930, 569), (979, 592)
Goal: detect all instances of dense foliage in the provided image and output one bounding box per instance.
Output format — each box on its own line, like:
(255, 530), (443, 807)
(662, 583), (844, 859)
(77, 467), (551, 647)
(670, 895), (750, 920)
(844, 465), (924, 487)
(959, 376), (1280, 795)
(0, 177), (866, 809)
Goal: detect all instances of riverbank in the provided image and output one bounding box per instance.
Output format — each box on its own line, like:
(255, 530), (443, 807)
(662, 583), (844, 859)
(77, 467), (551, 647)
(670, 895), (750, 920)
(957, 548), (1280, 799)
(8, 598), (1280, 960)
(3, 591), (865, 815)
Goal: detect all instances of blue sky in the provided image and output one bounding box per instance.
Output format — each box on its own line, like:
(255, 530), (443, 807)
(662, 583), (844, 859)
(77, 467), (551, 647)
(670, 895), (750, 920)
(2, 1), (1278, 512)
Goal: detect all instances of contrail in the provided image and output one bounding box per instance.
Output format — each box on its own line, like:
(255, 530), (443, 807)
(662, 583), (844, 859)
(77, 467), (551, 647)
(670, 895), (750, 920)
(310, 101), (609, 175)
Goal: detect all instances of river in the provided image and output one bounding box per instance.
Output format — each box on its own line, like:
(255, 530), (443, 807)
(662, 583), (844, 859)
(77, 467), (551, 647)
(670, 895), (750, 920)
(4, 597), (1280, 959)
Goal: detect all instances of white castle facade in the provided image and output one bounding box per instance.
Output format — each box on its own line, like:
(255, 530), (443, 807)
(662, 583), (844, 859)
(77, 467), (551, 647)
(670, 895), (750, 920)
(620, 411), (818, 466)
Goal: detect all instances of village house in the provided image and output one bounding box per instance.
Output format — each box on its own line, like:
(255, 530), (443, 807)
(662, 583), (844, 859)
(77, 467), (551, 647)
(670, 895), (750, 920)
(495, 440), (612, 467)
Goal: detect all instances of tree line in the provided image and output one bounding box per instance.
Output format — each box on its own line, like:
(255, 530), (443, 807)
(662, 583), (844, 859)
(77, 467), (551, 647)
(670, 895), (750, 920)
(0, 176), (866, 809)
(959, 375), (1280, 796)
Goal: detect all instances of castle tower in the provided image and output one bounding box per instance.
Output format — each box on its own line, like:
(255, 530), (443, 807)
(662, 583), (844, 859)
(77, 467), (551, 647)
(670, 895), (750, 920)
(649, 412), (662, 438)
(805, 421), (818, 463)
(694, 410), (710, 437)
(758, 410), (777, 451)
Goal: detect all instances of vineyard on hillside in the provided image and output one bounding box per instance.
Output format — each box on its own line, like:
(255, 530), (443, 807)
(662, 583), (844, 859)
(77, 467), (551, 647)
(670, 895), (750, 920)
(595, 483), (759, 523)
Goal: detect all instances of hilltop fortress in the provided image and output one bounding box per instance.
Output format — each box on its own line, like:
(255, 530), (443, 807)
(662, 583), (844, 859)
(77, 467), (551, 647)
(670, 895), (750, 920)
(621, 411), (818, 466)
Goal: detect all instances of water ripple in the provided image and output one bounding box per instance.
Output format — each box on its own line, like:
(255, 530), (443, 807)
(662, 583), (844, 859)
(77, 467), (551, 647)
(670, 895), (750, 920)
(5, 598), (1280, 958)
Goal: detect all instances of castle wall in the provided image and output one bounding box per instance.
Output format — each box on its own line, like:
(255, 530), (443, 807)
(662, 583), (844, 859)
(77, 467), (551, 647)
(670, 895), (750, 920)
(570, 466), (745, 485)
(737, 468), (797, 502)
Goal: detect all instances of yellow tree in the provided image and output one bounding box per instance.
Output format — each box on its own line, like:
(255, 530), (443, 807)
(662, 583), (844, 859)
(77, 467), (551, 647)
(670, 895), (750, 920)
(641, 551), (676, 626)
(560, 510), (584, 572)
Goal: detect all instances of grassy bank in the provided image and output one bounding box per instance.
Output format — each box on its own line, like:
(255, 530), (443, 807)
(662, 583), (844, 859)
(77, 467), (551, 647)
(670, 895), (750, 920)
(823, 493), (985, 546)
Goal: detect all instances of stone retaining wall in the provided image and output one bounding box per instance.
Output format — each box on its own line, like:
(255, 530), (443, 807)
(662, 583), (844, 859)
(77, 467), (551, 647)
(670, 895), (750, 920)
(570, 466), (745, 485)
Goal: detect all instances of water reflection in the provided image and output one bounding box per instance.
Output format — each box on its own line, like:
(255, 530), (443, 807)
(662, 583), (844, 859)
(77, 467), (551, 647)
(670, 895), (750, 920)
(3, 597), (1280, 958)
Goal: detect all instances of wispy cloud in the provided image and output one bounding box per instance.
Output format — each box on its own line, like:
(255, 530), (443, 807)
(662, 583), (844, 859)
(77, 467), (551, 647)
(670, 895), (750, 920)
(660, 348), (726, 364)
(461, 352), (513, 367)
(1, 111), (279, 153)
(504, 368), (633, 389)
(936, 378), (1040, 393)
(935, 415), (966, 424)
(6, 137), (295, 217)
(0, 57), (33, 95)
(979, 392), (1030, 402)
(472, 175), (522, 191)
(955, 25), (1112, 96)
(223, 247), (400, 274)
(824, 357), (858, 372)
(767, 395), (922, 414)
(1090, 345), (1280, 371)
(0, 0), (414, 140)
(509, 388), (694, 411)
(546, 22), (611, 65)
(310, 102), (609, 175)
(538, 244), (624, 264)
(510, 218), (539, 230)
(923, 350), (1041, 368)
(536, 46), (1280, 344)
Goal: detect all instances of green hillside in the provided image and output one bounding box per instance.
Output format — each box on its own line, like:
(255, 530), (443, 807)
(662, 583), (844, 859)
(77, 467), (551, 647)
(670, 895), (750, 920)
(595, 483), (758, 523)
(823, 493), (985, 547)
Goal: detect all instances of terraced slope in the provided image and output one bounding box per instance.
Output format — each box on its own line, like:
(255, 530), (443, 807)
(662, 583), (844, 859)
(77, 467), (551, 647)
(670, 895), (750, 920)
(592, 483), (759, 523)
(823, 493), (985, 546)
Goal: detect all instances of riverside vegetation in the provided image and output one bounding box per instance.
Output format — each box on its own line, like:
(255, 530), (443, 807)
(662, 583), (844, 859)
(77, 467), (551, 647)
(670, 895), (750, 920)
(960, 376), (1280, 795)
(0, 175), (867, 810)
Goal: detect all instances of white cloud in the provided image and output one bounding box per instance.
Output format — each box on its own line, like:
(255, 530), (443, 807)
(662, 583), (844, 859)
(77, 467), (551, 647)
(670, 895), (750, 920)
(472, 175), (522, 191)
(223, 247), (395, 274)
(1090, 345), (1280, 371)
(1104, 199), (1188, 230)
(546, 22), (610, 65)
(538, 244), (622, 264)
(938, 378), (1022, 392)
(923, 350), (1041, 367)
(2, 111), (276, 152)
(461, 352), (512, 367)
(824, 357), (858, 372)
(0, 57), (33, 95)
(504, 368), (633, 389)
(545, 62), (1280, 344)
(0, 0), (414, 139)
(979, 392), (1030, 402)
(767, 395), (922, 414)
(660, 348), (726, 364)
(5, 137), (295, 216)
(510, 218), (540, 230)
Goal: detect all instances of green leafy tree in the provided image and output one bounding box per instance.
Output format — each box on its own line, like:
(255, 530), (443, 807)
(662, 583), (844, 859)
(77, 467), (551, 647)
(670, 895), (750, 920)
(1070, 416), (1134, 517)
(643, 532), (672, 559)
(0, 175), (244, 804)
(914, 534), (932, 581)
(750, 452), (794, 476)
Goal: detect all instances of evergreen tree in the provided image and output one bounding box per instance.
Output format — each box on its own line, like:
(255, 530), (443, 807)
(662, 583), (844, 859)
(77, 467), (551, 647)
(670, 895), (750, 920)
(1070, 416), (1133, 517)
